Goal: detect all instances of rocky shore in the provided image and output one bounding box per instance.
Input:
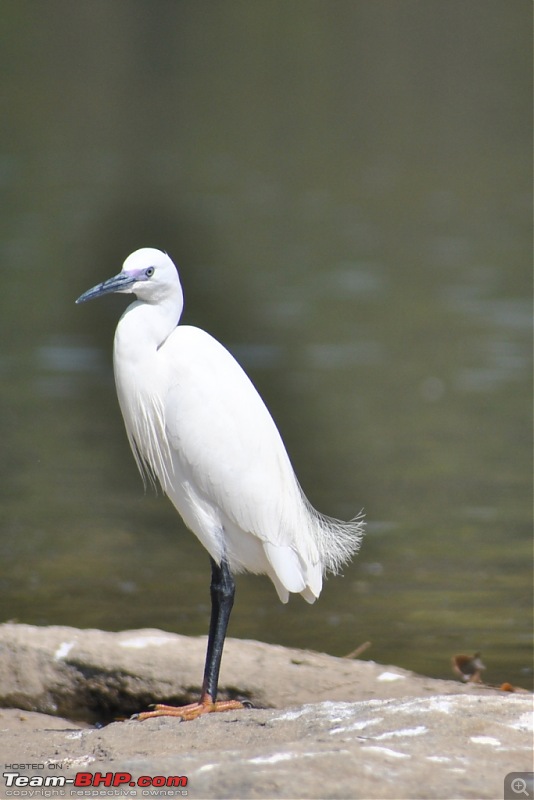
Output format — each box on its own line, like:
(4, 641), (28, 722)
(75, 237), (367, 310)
(0, 624), (532, 799)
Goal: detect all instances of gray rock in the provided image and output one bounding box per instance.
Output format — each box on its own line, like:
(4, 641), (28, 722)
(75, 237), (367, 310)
(0, 623), (502, 721)
(0, 624), (531, 799)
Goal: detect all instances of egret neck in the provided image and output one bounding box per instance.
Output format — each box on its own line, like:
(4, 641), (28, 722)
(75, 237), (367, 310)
(113, 297), (181, 490)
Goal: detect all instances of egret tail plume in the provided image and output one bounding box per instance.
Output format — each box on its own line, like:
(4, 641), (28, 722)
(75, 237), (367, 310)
(309, 505), (365, 576)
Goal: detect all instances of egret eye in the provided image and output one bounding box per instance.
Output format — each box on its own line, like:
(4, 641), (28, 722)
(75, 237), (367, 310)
(145, 267), (155, 278)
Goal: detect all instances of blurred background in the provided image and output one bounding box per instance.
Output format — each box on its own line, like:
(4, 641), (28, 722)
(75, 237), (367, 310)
(0, 1), (531, 690)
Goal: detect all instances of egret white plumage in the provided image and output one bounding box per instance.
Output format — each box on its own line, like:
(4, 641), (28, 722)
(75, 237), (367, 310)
(76, 248), (364, 720)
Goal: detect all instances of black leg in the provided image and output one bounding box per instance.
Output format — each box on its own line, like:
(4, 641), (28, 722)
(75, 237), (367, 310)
(134, 555), (243, 720)
(201, 557), (235, 703)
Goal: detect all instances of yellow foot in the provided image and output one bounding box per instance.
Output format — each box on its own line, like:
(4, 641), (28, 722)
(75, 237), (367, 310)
(134, 697), (245, 722)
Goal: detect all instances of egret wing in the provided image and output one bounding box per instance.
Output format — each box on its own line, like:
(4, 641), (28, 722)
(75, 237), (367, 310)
(162, 326), (305, 550)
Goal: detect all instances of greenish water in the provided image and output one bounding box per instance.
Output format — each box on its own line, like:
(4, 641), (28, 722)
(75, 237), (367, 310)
(0, 2), (531, 691)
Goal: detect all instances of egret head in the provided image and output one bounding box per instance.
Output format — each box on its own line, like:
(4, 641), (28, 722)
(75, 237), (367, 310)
(76, 248), (182, 305)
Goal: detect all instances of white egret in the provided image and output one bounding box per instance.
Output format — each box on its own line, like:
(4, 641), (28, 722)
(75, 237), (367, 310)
(76, 248), (364, 720)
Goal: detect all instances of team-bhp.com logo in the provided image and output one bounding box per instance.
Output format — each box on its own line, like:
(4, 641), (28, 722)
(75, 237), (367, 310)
(2, 769), (188, 797)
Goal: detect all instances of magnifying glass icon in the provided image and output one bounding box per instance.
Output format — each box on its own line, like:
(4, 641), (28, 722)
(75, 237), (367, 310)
(511, 778), (529, 797)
